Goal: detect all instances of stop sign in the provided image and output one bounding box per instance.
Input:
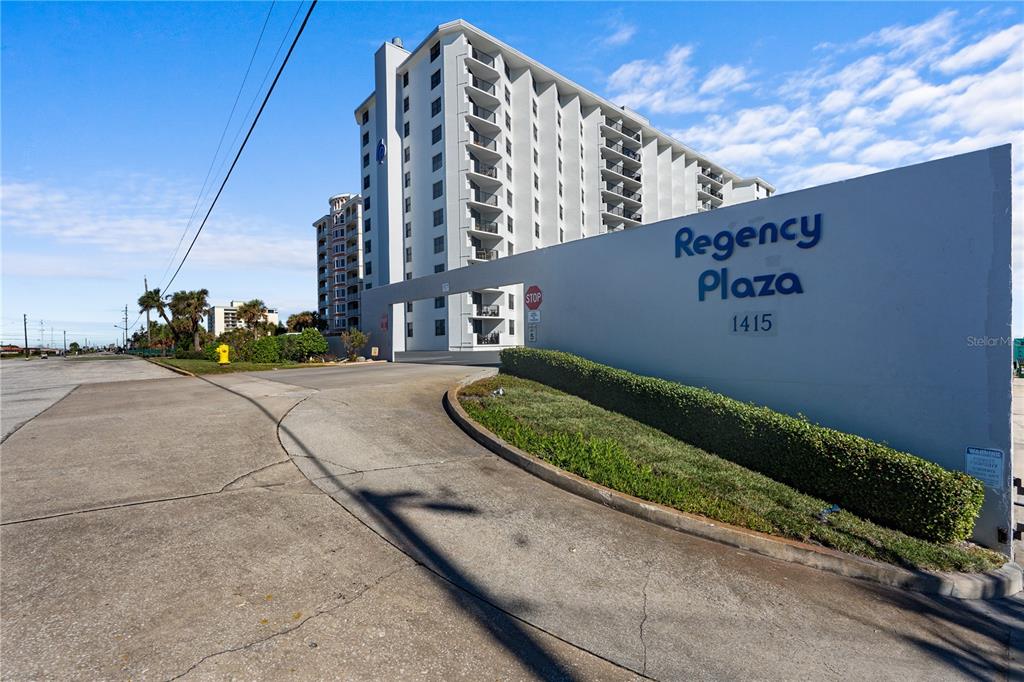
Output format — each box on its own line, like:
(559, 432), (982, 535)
(525, 285), (543, 310)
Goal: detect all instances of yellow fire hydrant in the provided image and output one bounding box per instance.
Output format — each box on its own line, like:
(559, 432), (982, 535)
(216, 344), (231, 365)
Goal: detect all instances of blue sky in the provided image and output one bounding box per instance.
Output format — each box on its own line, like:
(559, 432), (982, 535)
(2, 1), (1021, 346)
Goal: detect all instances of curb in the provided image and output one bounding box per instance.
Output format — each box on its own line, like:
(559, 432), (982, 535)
(444, 384), (1022, 601)
(145, 358), (197, 377)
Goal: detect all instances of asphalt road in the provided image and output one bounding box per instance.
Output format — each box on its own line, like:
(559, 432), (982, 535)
(1, 359), (1021, 680)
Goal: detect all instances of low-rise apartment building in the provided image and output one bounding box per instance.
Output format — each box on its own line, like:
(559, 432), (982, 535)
(354, 19), (773, 351)
(207, 301), (279, 337)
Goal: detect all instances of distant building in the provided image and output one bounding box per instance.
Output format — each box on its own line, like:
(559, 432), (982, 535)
(207, 300), (279, 337)
(314, 193), (365, 335)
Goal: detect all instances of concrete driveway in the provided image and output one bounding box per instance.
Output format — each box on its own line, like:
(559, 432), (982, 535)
(1, 360), (1021, 680)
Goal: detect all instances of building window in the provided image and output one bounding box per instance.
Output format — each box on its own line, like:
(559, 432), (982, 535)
(407, 322), (413, 338)
(504, 63), (511, 79)
(533, 124), (538, 141)
(433, 235), (444, 253)
(532, 100), (537, 115)
(403, 72), (409, 87)
(404, 147), (411, 162)
(558, 182), (563, 196)
(433, 208), (444, 226)
(362, 110), (369, 124)
(533, 174), (539, 189)
(535, 223), (540, 238)
(507, 215), (514, 232)
(558, 159), (562, 174)
(405, 247), (412, 263)
(506, 139), (512, 155)
(506, 165), (512, 180)
(508, 294), (515, 309)
(405, 222), (412, 238)
(533, 149), (539, 164)
(431, 97), (442, 117)
(363, 175), (370, 190)
(559, 205), (564, 220)
(406, 301), (413, 313)
(534, 198), (539, 213)
(504, 86), (511, 104)
(507, 242), (514, 256)
(363, 197), (370, 210)
(430, 70), (441, 89)
(430, 42), (440, 62)
(432, 181), (443, 199)
(405, 272), (412, 280)
(434, 263), (445, 273)
(405, 197), (411, 213)
(362, 153), (369, 168)
(557, 111), (562, 126)
(557, 136), (562, 150)
(403, 96), (409, 112)
(435, 319), (446, 336)
(404, 171), (410, 188)
(333, 245), (343, 254)
(364, 218), (371, 232)
(364, 240), (371, 253)
(365, 261), (372, 275)
(559, 228), (564, 243)
(403, 121), (410, 137)
(509, 319), (515, 335)
(505, 112), (512, 129)
(431, 125), (442, 144)
(335, 258), (343, 268)
(432, 152), (442, 171)
(506, 189), (513, 205)
(362, 132), (370, 146)
(434, 296), (445, 309)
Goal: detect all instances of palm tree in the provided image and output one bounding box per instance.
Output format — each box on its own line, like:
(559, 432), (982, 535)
(287, 311), (316, 332)
(167, 289), (211, 351)
(138, 288), (172, 346)
(236, 299), (268, 339)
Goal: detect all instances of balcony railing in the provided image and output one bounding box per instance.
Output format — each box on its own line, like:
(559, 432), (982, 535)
(470, 105), (497, 123)
(604, 205), (642, 221)
(469, 132), (498, 150)
(604, 117), (641, 141)
(470, 76), (496, 95)
(604, 140), (639, 160)
(604, 161), (641, 181)
(472, 250), (500, 262)
(700, 168), (724, 184)
(475, 304), (500, 316)
(471, 191), (499, 206)
(469, 47), (496, 67)
(605, 183), (642, 201)
(471, 162), (498, 178)
(477, 332), (500, 345)
(470, 219), (499, 233)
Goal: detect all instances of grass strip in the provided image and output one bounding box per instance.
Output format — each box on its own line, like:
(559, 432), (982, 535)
(459, 375), (1004, 573)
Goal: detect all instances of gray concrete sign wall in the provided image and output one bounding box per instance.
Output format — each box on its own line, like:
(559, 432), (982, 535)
(362, 146), (1014, 554)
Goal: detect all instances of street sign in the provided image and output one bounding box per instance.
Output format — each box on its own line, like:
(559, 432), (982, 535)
(525, 285), (543, 310)
(527, 310), (541, 323)
(527, 325), (537, 342)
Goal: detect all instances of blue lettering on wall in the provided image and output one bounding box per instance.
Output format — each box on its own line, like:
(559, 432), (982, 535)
(679, 214), (820, 301)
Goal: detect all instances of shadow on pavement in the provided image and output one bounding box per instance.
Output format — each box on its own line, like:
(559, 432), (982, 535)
(199, 374), (582, 681)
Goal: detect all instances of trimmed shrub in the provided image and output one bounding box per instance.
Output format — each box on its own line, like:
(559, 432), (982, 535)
(499, 348), (984, 544)
(174, 349), (206, 360)
(235, 336), (280, 364)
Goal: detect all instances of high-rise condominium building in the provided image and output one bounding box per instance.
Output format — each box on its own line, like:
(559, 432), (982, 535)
(314, 193), (365, 336)
(207, 300), (280, 337)
(355, 19), (773, 352)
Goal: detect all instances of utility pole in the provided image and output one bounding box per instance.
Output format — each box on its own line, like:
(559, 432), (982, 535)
(63, 330), (67, 354)
(125, 305), (129, 348)
(23, 314), (28, 358)
(144, 276), (151, 347)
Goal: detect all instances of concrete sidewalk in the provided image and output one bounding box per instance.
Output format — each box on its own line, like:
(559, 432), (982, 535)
(2, 360), (1021, 680)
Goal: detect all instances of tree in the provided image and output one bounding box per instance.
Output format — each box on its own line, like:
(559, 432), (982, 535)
(68, 342), (81, 354)
(340, 328), (368, 360)
(286, 311), (320, 332)
(167, 289), (211, 351)
(138, 288), (172, 328)
(236, 299), (268, 339)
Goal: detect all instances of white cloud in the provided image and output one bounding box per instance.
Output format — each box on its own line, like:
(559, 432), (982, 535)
(699, 64), (750, 95)
(607, 45), (721, 114)
(936, 24), (1024, 73)
(602, 22), (636, 47)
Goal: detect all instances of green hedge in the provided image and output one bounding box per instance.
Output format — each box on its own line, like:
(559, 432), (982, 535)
(499, 348), (984, 544)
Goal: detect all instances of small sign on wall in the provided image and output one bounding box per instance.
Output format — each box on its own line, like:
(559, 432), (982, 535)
(527, 310), (541, 323)
(965, 447), (1004, 488)
(527, 325), (537, 343)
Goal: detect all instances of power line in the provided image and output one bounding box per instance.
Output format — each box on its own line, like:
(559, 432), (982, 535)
(163, 0), (317, 292)
(156, 1), (278, 289)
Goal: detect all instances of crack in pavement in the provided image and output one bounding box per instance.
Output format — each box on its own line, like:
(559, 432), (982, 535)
(162, 563), (413, 681)
(218, 460), (293, 492)
(640, 561), (652, 677)
(1, 384), (80, 444)
(295, 453), (492, 483)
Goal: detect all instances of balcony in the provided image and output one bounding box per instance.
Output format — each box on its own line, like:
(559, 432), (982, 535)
(603, 204), (642, 222)
(470, 105), (497, 123)
(469, 76), (496, 95)
(477, 332), (500, 345)
(473, 304), (500, 316)
(603, 139), (640, 162)
(468, 190), (501, 212)
(470, 162), (499, 179)
(468, 249), (500, 263)
(468, 131), (498, 151)
(699, 167), (725, 185)
(469, 219), (500, 233)
(603, 117), (641, 142)
(469, 47), (495, 67)
(466, 47), (500, 81)
(603, 160), (642, 183)
(603, 182), (642, 203)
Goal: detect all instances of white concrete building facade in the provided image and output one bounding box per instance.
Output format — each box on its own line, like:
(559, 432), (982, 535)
(314, 193), (365, 335)
(207, 300), (280, 337)
(356, 20), (773, 352)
